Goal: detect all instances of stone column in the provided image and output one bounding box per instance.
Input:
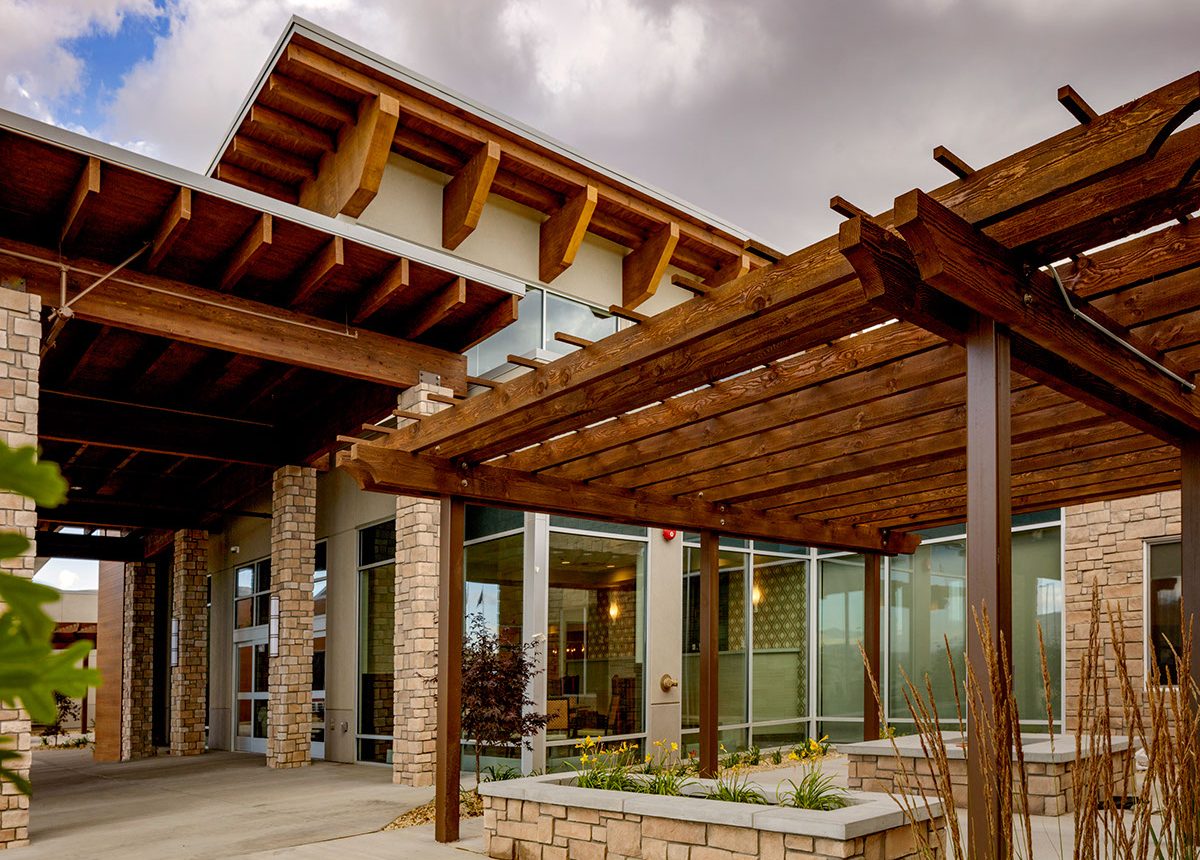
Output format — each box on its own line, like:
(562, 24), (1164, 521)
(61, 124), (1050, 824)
(393, 383), (452, 786)
(0, 286), (40, 850)
(121, 561), (156, 761)
(267, 465), (316, 769)
(170, 530), (208, 756)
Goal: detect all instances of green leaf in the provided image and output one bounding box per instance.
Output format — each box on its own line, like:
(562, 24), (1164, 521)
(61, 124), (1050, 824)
(0, 532), (29, 561)
(0, 444), (67, 508)
(0, 574), (60, 643)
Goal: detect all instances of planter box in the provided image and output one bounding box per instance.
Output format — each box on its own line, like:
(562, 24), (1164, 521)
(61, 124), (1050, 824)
(842, 732), (1136, 816)
(478, 772), (945, 860)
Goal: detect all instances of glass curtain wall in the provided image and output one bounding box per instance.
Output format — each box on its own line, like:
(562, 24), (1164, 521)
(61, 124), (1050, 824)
(681, 537), (811, 750)
(545, 518), (648, 769)
(357, 520), (396, 763)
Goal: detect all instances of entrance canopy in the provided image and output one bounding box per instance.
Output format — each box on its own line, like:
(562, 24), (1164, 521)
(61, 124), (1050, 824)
(339, 73), (1200, 552)
(0, 110), (524, 537)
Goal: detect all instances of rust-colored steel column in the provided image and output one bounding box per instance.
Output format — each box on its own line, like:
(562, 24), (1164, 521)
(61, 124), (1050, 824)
(965, 314), (1013, 860)
(698, 529), (720, 778)
(435, 496), (466, 844)
(1182, 435), (1200, 688)
(862, 553), (882, 741)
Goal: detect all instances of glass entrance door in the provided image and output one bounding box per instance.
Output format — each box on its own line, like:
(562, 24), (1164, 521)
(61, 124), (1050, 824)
(234, 634), (269, 753)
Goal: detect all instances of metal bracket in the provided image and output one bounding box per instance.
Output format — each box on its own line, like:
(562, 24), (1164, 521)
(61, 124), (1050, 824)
(419, 370), (442, 387)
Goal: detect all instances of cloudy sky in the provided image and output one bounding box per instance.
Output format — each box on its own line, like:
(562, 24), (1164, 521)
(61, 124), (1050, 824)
(0, 0), (1196, 252)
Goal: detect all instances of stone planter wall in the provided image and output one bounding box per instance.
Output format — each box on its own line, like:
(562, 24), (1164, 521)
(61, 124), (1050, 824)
(844, 733), (1134, 816)
(480, 774), (945, 860)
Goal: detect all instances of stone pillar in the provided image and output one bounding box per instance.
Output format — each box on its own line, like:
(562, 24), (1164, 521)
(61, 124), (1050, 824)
(170, 530), (208, 756)
(121, 561), (156, 761)
(267, 465), (316, 769)
(393, 383), (452, 786)
(0, 287), (39, 851)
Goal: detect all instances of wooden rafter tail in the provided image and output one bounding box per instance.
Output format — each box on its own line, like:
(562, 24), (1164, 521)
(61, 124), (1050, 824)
(467, 375), (500, 389)
(218, 213), (272, 291)
(553, 332), (592, 349)
(340, 444), (920, 555)
(443, 140), (501, 249)
(403, 277), (466, 339)
(506, 354), (544, 369)
(829, 196), (870, 221)
(670, 273), (708, 296)
(362, 423), (400, 435)
(61, 157), (101, 248)
(290, 236), (344, 306)
(622, 221), (679, 309)
(932, 146), (974, 180)
(607, 304), (650, 323)
(427, 392), (462, 406)
(1058, 84), (1098, 125)
(540, 185), (598, 282)
(353, 257), (409, 323)
(394, 409), (426, 421)
(146, 187), (192, 272)
(707, 253), (751, 288)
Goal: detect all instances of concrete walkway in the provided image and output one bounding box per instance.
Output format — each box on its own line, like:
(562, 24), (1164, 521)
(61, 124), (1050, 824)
(17, 748), (483, 859)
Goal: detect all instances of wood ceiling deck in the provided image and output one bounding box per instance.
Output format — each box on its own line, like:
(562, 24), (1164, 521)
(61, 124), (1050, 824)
(0, 119), (522, 537)
(340, 73), (1200, 550)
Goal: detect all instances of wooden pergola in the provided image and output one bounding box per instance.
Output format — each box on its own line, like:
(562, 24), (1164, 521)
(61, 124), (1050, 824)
(339, 73), (1200, 857)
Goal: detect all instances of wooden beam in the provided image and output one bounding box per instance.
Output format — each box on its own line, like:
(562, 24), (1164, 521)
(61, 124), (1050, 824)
(1183, 434), (1200, 688)
(698, 529), (719, 778)
(40, 390), (281, 466)
(229, 136), (316, 182)
(607, 304), (649, 324)
(553, 332), (592, 349)
(289, 236), (344, 306)
(539, 185), (598, 282)
(1065, 216), (1200, 300)
(708, 253), (751, 288)
(670, 274), (708, 296)
(623, 222), (679, 309)
(299, 93), (401, 218)
(892, 189), (1199, 442)
(214, 163), (297, 202)
(146, 187), (192, 272)
(862, 553), (882, 741)
(218, 213), (272, 291)
(506, 354), (543, 370)
(964, 314), (1012, 860)
(404, 277), (466, 339)
(247, 104), (335, 152)
(442, 141), (501, 250)
(933, 145), (974, 179)
(265, 73), (356, 124)
(60, 156), (101, 248)
(35, 530), (143, 562)
(1058, 84), (1098, 124)
(3, 235), (467, 394)
(38, 499), (211, 531)
(457, 294), (519, 352)
(435, 496), (465, 844)
(353, 257), (409, 323)
(830, 196), (870, 220)
(337, 443), (919, 555)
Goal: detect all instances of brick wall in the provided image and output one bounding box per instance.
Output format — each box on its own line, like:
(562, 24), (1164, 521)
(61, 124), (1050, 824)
(393, 383), (451, 786)
(0, 287), (39, 850)
(121, 561), (156, 761)
(170, 529), (208, 756)
(268, 466), (316, 769)
(1063, 491), (1179, 732)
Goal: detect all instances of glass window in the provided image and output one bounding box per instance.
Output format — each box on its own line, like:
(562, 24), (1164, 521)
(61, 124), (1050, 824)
(357, 520), (396, 764)
(467, 506), (523, 540)
(544, 292), (616, 356)
(818, 554), (865, 719)
(1012, 526), (1062, 720)
(546, 531), (646, 748)
(549, 515), (647, 537)
(313, 541), (328, 617)
(467, 287), (542, 375)
(751, 554), (808, 722)
(359, 522), (396, 567)
(1148, 540), (1182, 685)
(466, 534), (524, 646)
(235, 559), (271, 629)
(681, 549), (748, 730)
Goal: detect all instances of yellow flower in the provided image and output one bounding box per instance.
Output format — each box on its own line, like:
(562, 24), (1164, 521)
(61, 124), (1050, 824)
(787, 751), (800, 762)
(670, 742), (679, 752)
(653, 740), (663, 748)
(580, 753), (589, 764)
(645, 754), (652, 762)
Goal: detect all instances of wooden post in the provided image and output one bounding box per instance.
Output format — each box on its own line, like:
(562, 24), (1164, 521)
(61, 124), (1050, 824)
(965, 314), (1012, 860)
(698, 529), (720, 778)
(435, 496), (465, 844)
(1182, 435), (1200, 689)
(862, 553), (882, 741)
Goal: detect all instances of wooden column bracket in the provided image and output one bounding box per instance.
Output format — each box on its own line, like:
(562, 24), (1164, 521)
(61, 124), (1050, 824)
(61, 157), (101, 248)
(299, 92), (401, 218)
(290, 236), (344, 306)
(539, 185), (598, 282)
(353, 257), (409, 323)
(933, 145), (974, 179)
(622, 221), (679, 309)
(146, 187), (192, 272)
(1058, 84), (1098, 125)
(443, 140), (501, 250)
(403, 276), (466, 339)
(218, 213), (272, 291)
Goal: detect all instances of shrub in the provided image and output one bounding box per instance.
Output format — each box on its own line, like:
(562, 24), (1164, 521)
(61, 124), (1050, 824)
(706, 771), (768, 805)
(776, 767), (849, 811)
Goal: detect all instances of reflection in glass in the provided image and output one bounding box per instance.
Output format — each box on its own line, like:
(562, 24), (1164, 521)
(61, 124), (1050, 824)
(546, 532), (646, 745)
(751, 554), (808, 722)
(358, 562), (395, 763)
(1148, 540), (1182, 685)
(682, 549), (748, 730)
(818, 554), (864, 719)
(313, 542), (327, 616)
(467, 288), (542, 375)
(1012, 527), (1062, 718)
(544, 292), (616, 356)
(465, 534), (524, 645)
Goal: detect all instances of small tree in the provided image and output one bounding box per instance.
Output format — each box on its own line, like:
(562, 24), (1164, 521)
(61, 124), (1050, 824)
(40, 692), (81, 743)
(0, 443), (98, 792)
(460, 612), (549, 782)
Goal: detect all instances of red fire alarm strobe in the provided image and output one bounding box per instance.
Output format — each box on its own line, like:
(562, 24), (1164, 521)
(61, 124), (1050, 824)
(662, 529), (677, 541)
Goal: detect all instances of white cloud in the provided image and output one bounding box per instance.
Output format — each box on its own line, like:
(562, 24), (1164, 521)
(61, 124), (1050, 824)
(34, 558), (99, 591)
(0, 0), (157, 126)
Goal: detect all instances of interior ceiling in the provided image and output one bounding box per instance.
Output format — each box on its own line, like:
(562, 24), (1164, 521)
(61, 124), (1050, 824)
(0, 120), (521, 539)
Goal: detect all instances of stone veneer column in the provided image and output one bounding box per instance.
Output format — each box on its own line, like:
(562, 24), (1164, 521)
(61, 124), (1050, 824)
(267, 465), (316, 769)
(0, 286), (40, 850)
(393, 382), (452, 786)
(120, 561), (156, 760)
(170, 530), (208, 756)
(1063, 491), (1179, 733)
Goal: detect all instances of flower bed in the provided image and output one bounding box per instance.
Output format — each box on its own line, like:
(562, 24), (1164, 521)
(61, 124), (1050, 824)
(478, 772), (946, 860)
(842, 731), (1135, 815)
